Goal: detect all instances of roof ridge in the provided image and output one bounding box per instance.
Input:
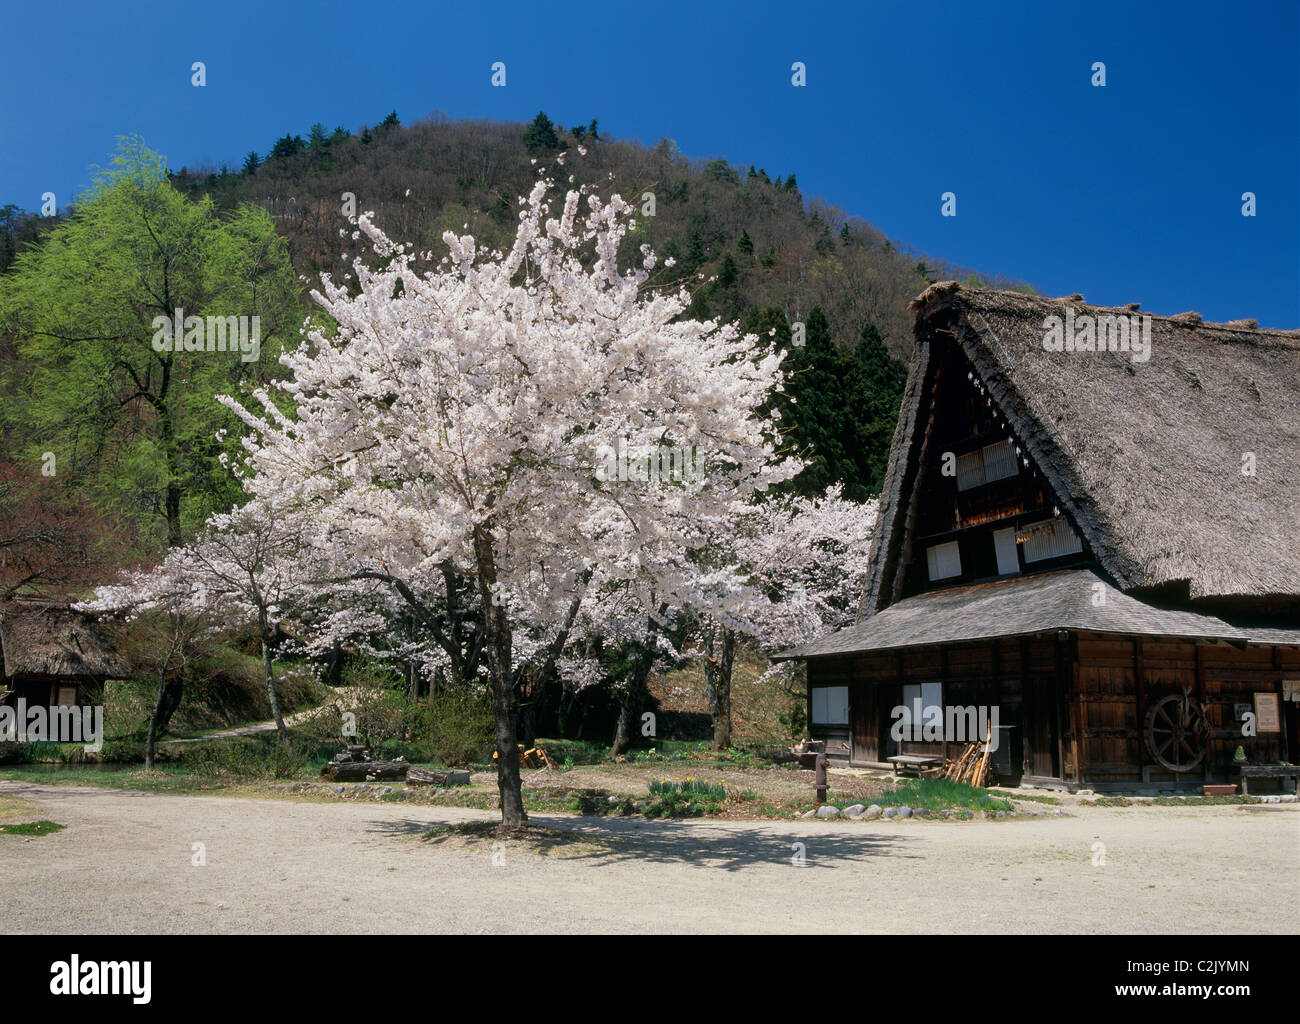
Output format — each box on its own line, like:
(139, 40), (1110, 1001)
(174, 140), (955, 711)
(912, 281), (1299, 337)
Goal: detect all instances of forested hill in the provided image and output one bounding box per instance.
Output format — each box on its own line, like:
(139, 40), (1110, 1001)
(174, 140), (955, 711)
(0, 111), (1033, 571)
(3, 111), (1030, 363)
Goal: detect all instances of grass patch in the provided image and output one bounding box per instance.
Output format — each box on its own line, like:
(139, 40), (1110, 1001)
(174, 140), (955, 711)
(0, 820), (65, 836)
(827, 778), (1014, 812)
(994, 790), (1061, 804)
(0, 763), (230, 794)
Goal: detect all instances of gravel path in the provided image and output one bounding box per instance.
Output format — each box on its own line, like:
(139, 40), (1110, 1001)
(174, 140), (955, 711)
(1, 781), (1295, 934)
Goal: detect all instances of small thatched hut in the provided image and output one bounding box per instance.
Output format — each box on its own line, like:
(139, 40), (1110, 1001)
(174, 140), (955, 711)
(0, 603), (128, 712)
(776, 283), (1300, 791)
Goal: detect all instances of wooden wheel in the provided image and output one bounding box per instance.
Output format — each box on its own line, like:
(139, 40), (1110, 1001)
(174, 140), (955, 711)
(1144, 688), (1209, 772)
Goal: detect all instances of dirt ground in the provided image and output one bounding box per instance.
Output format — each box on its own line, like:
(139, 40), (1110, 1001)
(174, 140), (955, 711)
(1, 780), (1295, 934)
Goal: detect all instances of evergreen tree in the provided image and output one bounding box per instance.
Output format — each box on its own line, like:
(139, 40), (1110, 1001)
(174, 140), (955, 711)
(840, 323), (907, 498)
(737, 229), (754, 255)
(242, 151), (260, 174)
(379, 109), (400, 129)
(523, 111), (559, 152)
(778, 307), (847, 497)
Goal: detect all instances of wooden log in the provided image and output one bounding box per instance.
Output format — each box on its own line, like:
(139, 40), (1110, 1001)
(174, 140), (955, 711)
(407, 766), (471, 786)
(320, 759), (409, 782)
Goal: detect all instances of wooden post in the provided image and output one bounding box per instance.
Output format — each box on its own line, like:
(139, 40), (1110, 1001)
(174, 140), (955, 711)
(1020, 636), (1034, 776)
(1070, 632), (1082, 784)
(1274, 647), (1289, 765)
(939, 645), (949, 762)
(1134, 637), (1146, 774)
(1195, 643), (1208, 781)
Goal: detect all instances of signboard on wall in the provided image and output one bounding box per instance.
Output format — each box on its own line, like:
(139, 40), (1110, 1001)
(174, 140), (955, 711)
(1253, 692), (1281, 734)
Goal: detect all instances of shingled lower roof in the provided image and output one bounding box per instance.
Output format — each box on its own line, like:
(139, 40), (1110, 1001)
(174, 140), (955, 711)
(777, 569), (1254, 660)
(862, 284), (1300, 613)
(0, 605), (128, 679)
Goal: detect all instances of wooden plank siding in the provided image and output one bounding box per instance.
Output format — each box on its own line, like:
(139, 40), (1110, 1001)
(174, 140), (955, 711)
(807, 632), (1299, 786)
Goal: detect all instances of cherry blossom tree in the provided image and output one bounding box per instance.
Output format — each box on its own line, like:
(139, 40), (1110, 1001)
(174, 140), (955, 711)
(687, 485), (879, 748)
(82, 496), (314, 749)
(217, 169), (798, 828)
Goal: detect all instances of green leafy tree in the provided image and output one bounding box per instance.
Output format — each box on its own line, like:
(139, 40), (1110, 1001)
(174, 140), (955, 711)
(0, 138), (301, 550)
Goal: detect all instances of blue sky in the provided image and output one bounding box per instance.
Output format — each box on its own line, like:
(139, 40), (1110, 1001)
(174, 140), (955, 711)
(2, 0), (1296, 325)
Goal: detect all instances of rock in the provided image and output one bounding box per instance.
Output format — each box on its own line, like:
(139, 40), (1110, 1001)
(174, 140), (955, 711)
(940, 809), (953, 818)
(799, 809), (817, 819)
(378, 786), (393, 797)
(1055, 808), (1067, 816)
(994, 810), (1007, 819)
(912, 807), (929, 818)
(864, 804), (883, 820)
(975, 810), (987, 820)
(881, 806), (898, 819)
(816, 805), (840, 819)
(842, 803), (866, 819)
(897, 805), (913, 818)
(332, 785), (344, 794)
(608, 795), (619, 804)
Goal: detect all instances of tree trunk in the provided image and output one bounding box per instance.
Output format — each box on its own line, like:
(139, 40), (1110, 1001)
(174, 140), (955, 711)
(703, 623), (736, 750)
(145, 664), (167, 770)
(474, 524), (527, 829)
(611, 635), (656, 758)
(260, 621), (290, 749)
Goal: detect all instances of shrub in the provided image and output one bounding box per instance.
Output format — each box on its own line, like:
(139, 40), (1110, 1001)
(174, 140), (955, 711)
(409, 687), (495, 766)
(180, 736), (308, 779)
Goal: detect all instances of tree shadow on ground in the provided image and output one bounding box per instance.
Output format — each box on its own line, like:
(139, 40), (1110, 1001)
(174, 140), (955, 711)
(365, 811), (916, 872)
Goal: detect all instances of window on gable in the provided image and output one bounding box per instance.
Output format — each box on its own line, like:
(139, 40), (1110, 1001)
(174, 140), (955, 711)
(955, 438), (1019, 492)
(926, 540), (962, 581)
(993, 527), (1020, 575)
(1019, 516), (1084, 563)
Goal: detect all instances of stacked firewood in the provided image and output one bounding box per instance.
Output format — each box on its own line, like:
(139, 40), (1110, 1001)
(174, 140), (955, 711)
(944, 740), (992, 786)
(492, 744), (556, 769)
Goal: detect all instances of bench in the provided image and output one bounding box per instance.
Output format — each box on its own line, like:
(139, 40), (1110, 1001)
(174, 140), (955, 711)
(887, 754), (945, 778)
(1237, 764), (1300, 795)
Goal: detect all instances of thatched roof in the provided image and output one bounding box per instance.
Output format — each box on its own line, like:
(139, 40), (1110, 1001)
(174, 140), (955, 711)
(0, 604), (128, 679)
(861, 283), (1300, 616)
(778, 569), (1257, 660)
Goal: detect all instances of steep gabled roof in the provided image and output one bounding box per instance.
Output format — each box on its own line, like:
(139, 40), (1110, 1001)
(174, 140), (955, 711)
(861, 283), (1300, 616)
(0, 604), (128, 679)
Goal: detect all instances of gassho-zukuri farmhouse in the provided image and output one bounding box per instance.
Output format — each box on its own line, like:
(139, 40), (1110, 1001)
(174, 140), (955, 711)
(775, 281), (1300, 793)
